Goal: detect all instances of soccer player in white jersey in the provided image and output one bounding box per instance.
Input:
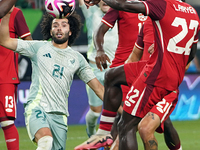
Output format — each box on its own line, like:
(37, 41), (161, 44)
(0, 12), (104, 150)
(75, 0), (200, 150)
(79, 0), (118, 138)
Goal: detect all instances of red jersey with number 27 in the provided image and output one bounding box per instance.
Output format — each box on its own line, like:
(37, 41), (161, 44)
(140, 0), (200, 91)
(0, 7), (31, 84)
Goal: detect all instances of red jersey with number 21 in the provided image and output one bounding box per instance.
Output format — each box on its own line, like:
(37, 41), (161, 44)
(140, 0), (200, 91)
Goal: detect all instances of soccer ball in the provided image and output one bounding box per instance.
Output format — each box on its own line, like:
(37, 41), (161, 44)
(45, 0), (76, 18)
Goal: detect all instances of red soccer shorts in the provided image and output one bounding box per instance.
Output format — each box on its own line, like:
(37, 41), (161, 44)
(123, 65), (178, 132)
(122, 61), (147, 102)
(0, 84), (17, 118)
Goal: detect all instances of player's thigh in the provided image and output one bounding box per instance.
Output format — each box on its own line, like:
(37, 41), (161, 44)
(150, 89), (179, 133)
(24, 104), (51, 142)
(0, 84), (17, 118)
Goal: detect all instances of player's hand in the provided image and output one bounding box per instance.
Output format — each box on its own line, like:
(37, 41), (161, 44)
(148, 43), (154, 55)
(95, 50), (110, 71)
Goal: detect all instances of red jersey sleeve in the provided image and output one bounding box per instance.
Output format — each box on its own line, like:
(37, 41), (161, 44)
(14, 8), (31, 38)
(102, 8), (119, 28)
(142, 0), (166, 20)
(135, 25), (144, 50)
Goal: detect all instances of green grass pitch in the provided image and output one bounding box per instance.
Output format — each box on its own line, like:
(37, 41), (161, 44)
(0, 120), (200, 150)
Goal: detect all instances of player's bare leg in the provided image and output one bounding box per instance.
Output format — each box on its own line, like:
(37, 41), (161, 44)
(118, 111), (141, 150)
(164, 118), (182, 150)
(138, 112), (160, 150)
(75, 66), (127, 150)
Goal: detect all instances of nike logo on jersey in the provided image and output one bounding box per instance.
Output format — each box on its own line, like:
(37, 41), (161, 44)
(43, 53), (52, 58)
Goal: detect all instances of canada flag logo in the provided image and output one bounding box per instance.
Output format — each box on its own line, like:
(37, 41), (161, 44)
(138, 13), (148, 21)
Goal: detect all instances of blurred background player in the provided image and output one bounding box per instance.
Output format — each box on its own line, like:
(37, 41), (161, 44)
(78, 0), (118, 138)
(0, 6), (32, 150)
(0, 0), (17, 18)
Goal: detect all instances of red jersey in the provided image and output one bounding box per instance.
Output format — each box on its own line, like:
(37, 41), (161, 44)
(140, 0), (200, 91)
(0, 7), (31, 84)
(102, 8), (148, 67)
(135, 18), (154, 61)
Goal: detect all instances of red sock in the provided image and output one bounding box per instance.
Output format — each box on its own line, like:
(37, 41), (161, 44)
(2, 124), (19, 150)
(99, 109), (117, 131)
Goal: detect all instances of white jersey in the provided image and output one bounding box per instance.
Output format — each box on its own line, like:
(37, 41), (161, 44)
(16, 39), (96, 116)
(80, 4), (118, 64)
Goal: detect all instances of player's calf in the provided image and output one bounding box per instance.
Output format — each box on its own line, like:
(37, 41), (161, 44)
(0, 118), (19, 150)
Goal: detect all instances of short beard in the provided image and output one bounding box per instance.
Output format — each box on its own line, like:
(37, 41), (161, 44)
(52, 32), (69, 44)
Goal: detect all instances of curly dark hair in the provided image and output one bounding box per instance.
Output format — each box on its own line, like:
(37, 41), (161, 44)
(40, 12), (82, 46)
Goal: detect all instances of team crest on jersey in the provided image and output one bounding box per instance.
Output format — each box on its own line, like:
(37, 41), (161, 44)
(138, 13), (148, 21)
(68, 58), (75, 67)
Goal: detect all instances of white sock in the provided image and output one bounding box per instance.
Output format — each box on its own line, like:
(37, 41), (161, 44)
(36, 136), (53, 150)
(86, 109), (101, 136)
(96, 129), (111, 135)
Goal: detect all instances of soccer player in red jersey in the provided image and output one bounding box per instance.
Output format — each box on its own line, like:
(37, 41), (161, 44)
(98, 8), (181, 150)
(102, 0), (199, 150)
(0, 0), (17, 18)
(0, 6), (32, 150)
(75, 0), (199, 149)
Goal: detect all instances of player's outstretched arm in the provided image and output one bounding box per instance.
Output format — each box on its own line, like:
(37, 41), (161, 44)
(0, 0), (17, 18)
(87, 78), (104, 101)
(0, 13), (18, 51)
(94, 22), (111, 71)
(103, 0), (146, 14)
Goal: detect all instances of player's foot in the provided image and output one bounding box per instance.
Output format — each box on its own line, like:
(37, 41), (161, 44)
(74, 134), (113, 150)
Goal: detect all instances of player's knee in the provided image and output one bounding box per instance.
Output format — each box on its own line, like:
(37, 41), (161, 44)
(0, 120), (14, 127)
(138, 123), (152, 141)
(36, 136), (53, 150)
(104, 69), (114, 84)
